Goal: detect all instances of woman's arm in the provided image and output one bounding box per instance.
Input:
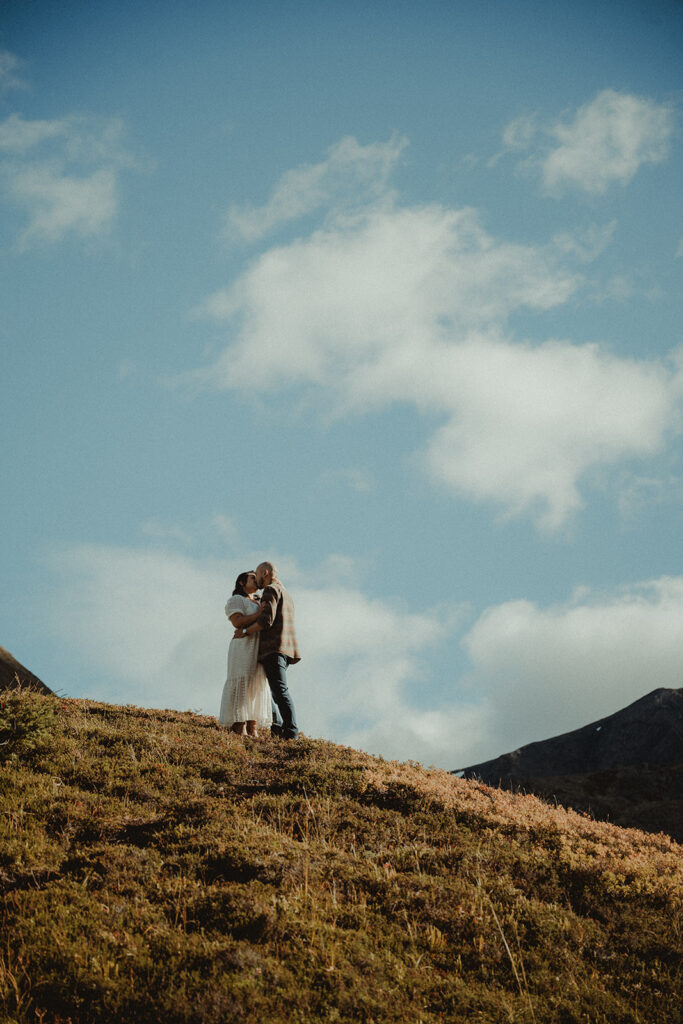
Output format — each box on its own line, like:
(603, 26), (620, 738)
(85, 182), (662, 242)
(235, 620), (264, 638)
(228, 609), (261, 629)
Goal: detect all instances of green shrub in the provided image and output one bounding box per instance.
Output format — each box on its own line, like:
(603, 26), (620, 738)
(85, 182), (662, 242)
(0, 690), (57, 763)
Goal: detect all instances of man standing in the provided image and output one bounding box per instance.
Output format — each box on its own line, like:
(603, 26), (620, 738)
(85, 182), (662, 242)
(236, 561), (300, 739)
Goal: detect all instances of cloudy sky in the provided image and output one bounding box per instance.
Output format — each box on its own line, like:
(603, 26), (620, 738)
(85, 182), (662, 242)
(2, 0), (682, 770)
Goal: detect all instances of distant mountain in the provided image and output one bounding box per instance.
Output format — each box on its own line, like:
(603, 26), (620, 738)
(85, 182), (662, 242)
(460, 688), (683, 841)
(0, 646), (52, 695)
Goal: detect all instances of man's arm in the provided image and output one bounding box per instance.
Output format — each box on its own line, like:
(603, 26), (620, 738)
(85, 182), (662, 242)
(236, 620), (264, 638)
(255, 585), (277, 630)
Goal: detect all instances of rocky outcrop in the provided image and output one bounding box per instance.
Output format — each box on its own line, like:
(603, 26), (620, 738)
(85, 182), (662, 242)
(0, 646), (53, 695)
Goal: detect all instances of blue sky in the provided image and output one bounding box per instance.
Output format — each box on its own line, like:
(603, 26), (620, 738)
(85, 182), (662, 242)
(2, 0), (682, 769)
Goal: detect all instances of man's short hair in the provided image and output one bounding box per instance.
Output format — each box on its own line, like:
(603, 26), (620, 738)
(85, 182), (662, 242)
(257, 560), (277, 577)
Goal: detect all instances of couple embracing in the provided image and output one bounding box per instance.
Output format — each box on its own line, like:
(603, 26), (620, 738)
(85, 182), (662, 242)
(219, 561), (300, 740)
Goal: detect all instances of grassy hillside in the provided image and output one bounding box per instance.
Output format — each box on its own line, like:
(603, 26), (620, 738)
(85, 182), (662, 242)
(487, 763), (683, 844)
(1, 691), (681, 1023)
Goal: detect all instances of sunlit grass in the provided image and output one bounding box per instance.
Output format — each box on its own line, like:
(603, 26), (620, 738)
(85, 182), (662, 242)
(1, 691), (681, 1022)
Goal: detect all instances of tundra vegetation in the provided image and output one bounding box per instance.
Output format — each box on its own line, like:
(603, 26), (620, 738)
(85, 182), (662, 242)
(1, 690), (681, 1023)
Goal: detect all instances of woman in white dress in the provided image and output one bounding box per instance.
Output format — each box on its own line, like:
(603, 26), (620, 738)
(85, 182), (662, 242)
(219, 571), (272, 737)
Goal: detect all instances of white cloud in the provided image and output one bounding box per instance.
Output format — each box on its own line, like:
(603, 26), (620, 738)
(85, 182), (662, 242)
(0, 51), (25, 95)
(0, 113), (69, 153)
(616, 473), (683, 519)
(6, 162), (117, 246)
(192, 183), (683, 529)
(502, 112), (538, 151)
(44, 540), (467, 767)
(460, 577), (683, 763)
(140, 518), (195, 546)
(0, 113), (137, 246)
(589, 274), (635, 303)
(543, 90), (673, 195)
(502, 90), (673, 196)
(294, 583), (452, 745)
(43, 541), (683, 770)
(211, 514), (242, 547)
(420, 335), (677, 530)
(46, 544), (226, 688)
(197, 204), (580, 393)
(552, 221), (617, 262)
(225, 134), (407, 243)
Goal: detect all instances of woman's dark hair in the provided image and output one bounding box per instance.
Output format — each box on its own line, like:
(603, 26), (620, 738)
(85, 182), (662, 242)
(232, 571), (252, 597)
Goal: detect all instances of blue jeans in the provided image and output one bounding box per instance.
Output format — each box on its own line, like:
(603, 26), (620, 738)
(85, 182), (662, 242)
(261, 653), (298, 739)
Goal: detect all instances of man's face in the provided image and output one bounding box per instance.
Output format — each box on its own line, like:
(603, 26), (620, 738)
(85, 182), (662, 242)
(255, 566), (266, 588)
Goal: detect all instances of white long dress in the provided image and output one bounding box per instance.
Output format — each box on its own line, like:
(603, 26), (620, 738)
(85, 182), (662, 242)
(219, 595), (272, 728)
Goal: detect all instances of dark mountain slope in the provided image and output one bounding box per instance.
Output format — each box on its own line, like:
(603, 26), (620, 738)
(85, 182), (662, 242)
(0, 645), (52, 694)
(461, 688), (683, 840)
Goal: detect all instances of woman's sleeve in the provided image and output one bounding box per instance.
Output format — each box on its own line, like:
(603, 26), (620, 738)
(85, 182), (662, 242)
(225, 595), (243, 618)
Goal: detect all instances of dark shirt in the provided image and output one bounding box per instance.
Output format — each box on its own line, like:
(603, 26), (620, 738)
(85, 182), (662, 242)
(256, 580), (301, 663)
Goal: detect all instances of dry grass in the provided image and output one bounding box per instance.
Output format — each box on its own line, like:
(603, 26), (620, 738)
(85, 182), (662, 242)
(1, 691), (681, 1023)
